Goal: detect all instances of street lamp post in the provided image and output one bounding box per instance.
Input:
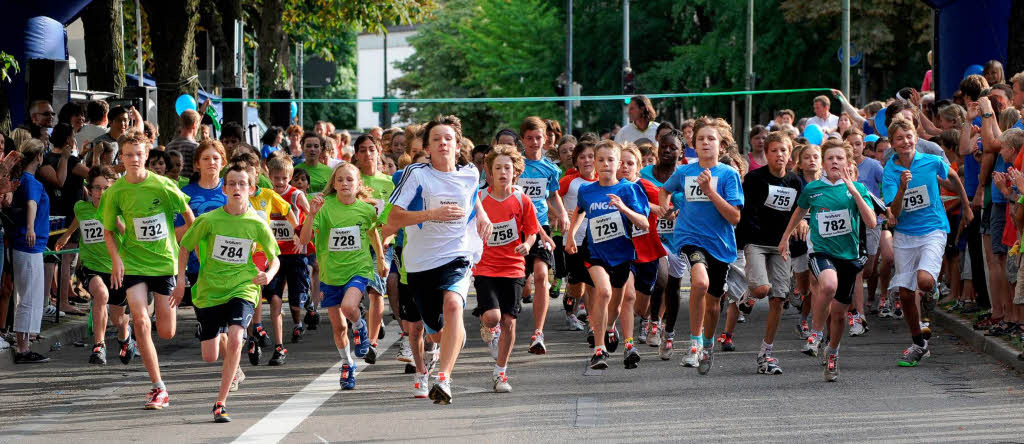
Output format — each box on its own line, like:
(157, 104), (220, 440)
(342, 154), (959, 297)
(622, 0), (630, 127)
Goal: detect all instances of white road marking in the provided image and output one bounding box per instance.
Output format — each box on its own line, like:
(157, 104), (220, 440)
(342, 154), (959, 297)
(233, 322), (402, 444)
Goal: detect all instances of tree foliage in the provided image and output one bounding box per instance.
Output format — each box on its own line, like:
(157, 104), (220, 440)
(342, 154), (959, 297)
(393, 0), (564, 142)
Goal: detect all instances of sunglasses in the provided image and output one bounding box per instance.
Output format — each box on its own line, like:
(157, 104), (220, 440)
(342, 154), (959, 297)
(35, 112), (56, 117)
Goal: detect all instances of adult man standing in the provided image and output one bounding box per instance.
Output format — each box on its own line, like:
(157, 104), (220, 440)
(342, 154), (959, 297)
(614, 95), (660, 146)
(11, 100), (57, 148)
(166, 110), (201, 178)
(806, 95), (839, 133)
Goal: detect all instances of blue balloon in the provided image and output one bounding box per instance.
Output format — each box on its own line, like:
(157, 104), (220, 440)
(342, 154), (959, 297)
(803, 124), (824, 145)
(864, 134), (880, 143)
(290, 102), (298, 120)
(874, 108), (888, 137)
(175, 94), (197, 116)
(964, 64), (984, 79)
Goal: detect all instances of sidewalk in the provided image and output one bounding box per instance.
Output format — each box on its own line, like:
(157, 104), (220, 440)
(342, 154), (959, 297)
(931, 307), (1024, 372)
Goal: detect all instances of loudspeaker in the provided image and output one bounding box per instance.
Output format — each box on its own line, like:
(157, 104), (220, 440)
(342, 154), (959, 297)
(26, 58), (70, 115)
(222, 87), (247, 128)
(270, 89), (292, 128)
(121, 86), (158, 124)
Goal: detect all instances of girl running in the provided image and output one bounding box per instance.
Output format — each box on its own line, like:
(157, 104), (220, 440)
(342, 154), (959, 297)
(660, 117), (744, 375)
(791, 144), (821, 340)
(558, 140), (597, 335)
(565, 140), (650, 370)
(779, 139), (877, 381)
(297, 163), (387, 390)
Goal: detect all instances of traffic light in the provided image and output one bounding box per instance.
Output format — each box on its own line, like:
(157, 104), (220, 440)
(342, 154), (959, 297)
(623, 67), (635, 95)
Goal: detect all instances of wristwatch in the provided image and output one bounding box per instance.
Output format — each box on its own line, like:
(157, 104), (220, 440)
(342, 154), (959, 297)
(983, 112), (995, 119)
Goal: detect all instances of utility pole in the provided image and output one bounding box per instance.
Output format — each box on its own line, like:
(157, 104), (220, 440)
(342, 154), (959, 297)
(622, 0), (630, 127)
(841, 0), (851, 98)
(743, 0), (754, 152)
(566, 0), (573, 132)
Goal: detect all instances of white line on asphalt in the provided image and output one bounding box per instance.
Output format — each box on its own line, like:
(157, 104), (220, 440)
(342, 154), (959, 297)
(233, 322), (402, 444)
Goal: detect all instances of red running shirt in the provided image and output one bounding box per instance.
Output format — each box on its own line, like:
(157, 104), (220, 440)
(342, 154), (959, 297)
(630, 178), (667, 263)
(474, 188), (541, 278)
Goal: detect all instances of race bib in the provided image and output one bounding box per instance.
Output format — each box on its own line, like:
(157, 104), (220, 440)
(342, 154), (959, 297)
(656, 217), (675, 235)
(133, 215), (168, 242)
(488, 219), (519, 247)
(902, 185), (930, 212)
(817, 210), (852, 238)
(328, 226), (361, 252)
(684, 176), (718, 202)
(632, 223), (649, 238)
(589, 212), (624, 243)
(764, 185), (797, 211)
(517, 177), (547, 200)
(212, 235), (252, 265)
(270, 220), (293, 241)
(80, 219), (105, 245)
(428, 196), (466, 225)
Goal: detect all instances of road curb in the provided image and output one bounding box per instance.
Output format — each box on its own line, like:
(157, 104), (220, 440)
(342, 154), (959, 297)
(1, 316), (92, 372)
(931, 309), (1024, 372)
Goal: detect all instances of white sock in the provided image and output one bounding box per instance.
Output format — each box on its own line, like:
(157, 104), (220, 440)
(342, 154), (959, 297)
(595, 345), (607, 354)
(759, 341), (772, 357)
(338, 346), (354, 366)
(493, 365), (506, 376)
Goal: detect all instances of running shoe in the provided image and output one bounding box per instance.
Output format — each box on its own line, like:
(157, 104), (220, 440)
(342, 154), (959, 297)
(353, 319), (370, 358)
(893, 300), (904, 319)
(89, 343), (106, 365)
(946, 301), (964, 313)
(638, 320), (649, 344)
(878, 298), (893, 319)
(304, 309), (320, 330)
(365, 344), (379, 364)
(493, 372), (512, 393)
(118, 337), (137, 365)
(212, 402), (231, 423)
(144, 388), (169, 410)
(567, 314), (585, 331)
(921, 321), (932, 340)
(738, 295), (755, 315)
(623, 343), (640, 369)
(647, 322), (662, 347)
(802, 333), (821, 357)
(717, 334), (735, 352)
(397, 335), (413, 363)
(522, 294), (533, 304)
(860, 314), (871, 332)
(849, 316), (866, 337)
(586, 328), (595, 348)
(757, 355), (783, 375)
(788, 290), (803, 310)
(605, 328), (620, 353)
(682, 340), (701, 367)
(658, 330), (674, 360)
(0, 336), (10, 352)
(247, 337), (261, 366)
(230, 367), (244, 392)
(255, 325), (271, 349)
(405, 363), (417, 374)
(897, 343), (930, 367)
(577, 304), (588, 323)
(13, 351), (50, 364)
(697, 347), (714, 375)
(480, 324), (496, 344)
(429, 376), (453, 405)
(378, 320), (386, 340)
(413, 373), (430, 398)
(549, 279), (561, 299)
(268, 346), (288, 366)
(824, 354), (839, 382)
(529, 331), (547, 355)
(795, 320), (811, 339)
(487, 329), (501, 360)
(563, 295), (576, 313)
(737, 313), (747, 324)
(340, 363), (357, 390)
(589, 350), (609, 370)
(292, 325), (304, 343)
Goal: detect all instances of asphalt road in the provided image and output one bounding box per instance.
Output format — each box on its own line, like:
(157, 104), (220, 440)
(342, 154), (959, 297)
(2, 288), (1023, 443)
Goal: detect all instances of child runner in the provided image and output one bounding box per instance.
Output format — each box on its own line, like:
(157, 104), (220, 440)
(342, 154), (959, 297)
(565, 140), (650, 370)
(264, 155), (311, 364)
(660, 117), (744, 375)
(474, 144), (540, 392)
(56, 166), (133, 365)
(779, 139), (877, 381)
(882, 118), (971, 367)
(173, 161), (281, 422)
(790, 144), (822, 339)
(384, 115), (492, 404)
(557, 141), (597, 336)
(736, 132), (803, 375)
(290, 167), (322, 324)
(100, 129), (195, 409)
(298, 163), (387, 390)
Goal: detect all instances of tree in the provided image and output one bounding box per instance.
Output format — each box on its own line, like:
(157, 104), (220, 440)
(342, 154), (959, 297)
(81, 0), (126, 96)
(142, 0), (201, 144)
(393, 0), (564, 142)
